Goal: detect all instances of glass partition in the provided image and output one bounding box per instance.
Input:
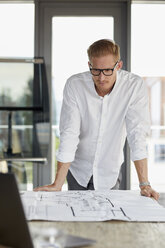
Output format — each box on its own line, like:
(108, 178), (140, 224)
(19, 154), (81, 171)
(0, 62), (34, 107)
(0, 58), (50, 190)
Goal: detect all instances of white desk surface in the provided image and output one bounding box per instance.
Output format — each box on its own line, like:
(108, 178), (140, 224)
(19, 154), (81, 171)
(28, 192), (165, 248)
(29, 220), (165, 248)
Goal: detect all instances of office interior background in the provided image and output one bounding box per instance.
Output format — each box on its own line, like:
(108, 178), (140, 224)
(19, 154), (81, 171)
(0, 0), (165, 192)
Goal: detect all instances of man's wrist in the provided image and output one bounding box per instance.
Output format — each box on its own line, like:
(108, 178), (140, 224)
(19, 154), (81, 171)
(139, 181), (150, 188)
(52, 179), (64, 190)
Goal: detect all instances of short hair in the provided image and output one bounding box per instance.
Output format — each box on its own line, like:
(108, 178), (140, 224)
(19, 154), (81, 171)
(87, 39), (120, 62)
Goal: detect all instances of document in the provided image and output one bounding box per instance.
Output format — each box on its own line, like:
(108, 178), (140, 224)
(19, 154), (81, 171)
(21, 190), (165, 222)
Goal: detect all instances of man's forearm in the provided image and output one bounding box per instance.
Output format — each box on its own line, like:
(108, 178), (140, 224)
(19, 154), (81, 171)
(134, 158), (159, 200)
(134, 158), (149, 184)
(52, 161), (71, 190)
(33, 161), (71, 191)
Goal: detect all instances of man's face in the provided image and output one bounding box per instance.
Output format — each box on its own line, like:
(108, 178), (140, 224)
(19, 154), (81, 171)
(88, 54), (122, 96)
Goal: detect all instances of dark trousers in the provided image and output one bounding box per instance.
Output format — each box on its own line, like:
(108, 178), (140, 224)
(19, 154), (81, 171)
(67, 169), (122, 190)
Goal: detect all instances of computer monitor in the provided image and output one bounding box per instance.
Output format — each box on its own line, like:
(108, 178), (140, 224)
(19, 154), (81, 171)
(0, 173), (34, 248)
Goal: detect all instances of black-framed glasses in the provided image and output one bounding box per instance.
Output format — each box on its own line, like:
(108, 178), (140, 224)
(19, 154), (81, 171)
(89, 61), (119, 76)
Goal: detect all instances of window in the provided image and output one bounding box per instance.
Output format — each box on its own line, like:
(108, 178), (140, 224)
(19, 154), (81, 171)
(0, 3), (35, 190)
(131, 3), (165, 192)
(0, 3), (34, 58)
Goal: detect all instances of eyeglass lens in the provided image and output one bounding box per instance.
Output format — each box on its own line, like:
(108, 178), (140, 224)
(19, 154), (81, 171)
(90, 68), (113, 76)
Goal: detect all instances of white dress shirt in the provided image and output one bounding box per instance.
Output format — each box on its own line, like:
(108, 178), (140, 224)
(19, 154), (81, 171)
(56, 69), (150, 190)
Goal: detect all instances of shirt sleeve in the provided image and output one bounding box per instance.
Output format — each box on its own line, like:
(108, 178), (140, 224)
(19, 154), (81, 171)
(56, 79), (81, 163)
(125, 77), (151, 161)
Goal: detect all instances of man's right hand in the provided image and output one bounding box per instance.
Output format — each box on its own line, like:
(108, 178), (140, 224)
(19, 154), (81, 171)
(34, 183), (61, 192)
(33, 161), (71, 192)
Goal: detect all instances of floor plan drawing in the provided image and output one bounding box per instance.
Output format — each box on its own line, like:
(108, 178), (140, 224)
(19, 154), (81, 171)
(21, 190), (165, 222)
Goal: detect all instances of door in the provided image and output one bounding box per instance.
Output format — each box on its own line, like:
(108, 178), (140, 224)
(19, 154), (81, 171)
(35, 0), (131, 188)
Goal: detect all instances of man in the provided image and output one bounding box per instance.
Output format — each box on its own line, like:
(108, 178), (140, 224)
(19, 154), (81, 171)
(35, 39), (159, 200)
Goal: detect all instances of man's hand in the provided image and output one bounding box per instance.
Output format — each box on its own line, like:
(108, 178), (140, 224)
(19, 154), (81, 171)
(33, 161), (71, 192)
(140, 185), (160, 200)
(134, 159), (159, 201)
(34, 183), (61, 192)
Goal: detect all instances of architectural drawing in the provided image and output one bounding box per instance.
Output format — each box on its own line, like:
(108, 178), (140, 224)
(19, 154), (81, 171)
(21, 190), (165, 222)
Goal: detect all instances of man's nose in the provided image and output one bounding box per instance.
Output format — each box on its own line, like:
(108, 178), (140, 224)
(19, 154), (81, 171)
(98, 71), (105, 80)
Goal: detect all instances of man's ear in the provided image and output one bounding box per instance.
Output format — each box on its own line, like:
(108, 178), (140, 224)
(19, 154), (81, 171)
(117, 60), (123, 70)
(88, 61), (91, 67)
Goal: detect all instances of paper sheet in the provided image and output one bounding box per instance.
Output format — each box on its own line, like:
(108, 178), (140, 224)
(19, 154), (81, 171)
(21, 190), (165, 222)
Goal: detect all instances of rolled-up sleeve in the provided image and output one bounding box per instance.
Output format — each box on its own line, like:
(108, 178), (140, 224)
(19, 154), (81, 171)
(56, 79), (81, 163)
(125, 78), (151, 161)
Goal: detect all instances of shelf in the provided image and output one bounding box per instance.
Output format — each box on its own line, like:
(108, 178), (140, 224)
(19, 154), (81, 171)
(0, 158), (47, 162)
(0, 107), (43, 111)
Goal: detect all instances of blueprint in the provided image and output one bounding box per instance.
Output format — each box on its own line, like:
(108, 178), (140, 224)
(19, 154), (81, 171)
(21, 190), (165, 222)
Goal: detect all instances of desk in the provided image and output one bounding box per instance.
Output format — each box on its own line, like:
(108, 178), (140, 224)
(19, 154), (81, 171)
(29, 193), (165, 248)
(29, 221), (165, 248)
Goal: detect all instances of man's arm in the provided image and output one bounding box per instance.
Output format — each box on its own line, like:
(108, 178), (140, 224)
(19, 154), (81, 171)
(34, 79), (81, 192)
(134, 158), (159, 200)
(34, 161), (70, 191)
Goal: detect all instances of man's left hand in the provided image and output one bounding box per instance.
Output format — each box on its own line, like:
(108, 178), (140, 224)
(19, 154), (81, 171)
(140, 185), (160, 200)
